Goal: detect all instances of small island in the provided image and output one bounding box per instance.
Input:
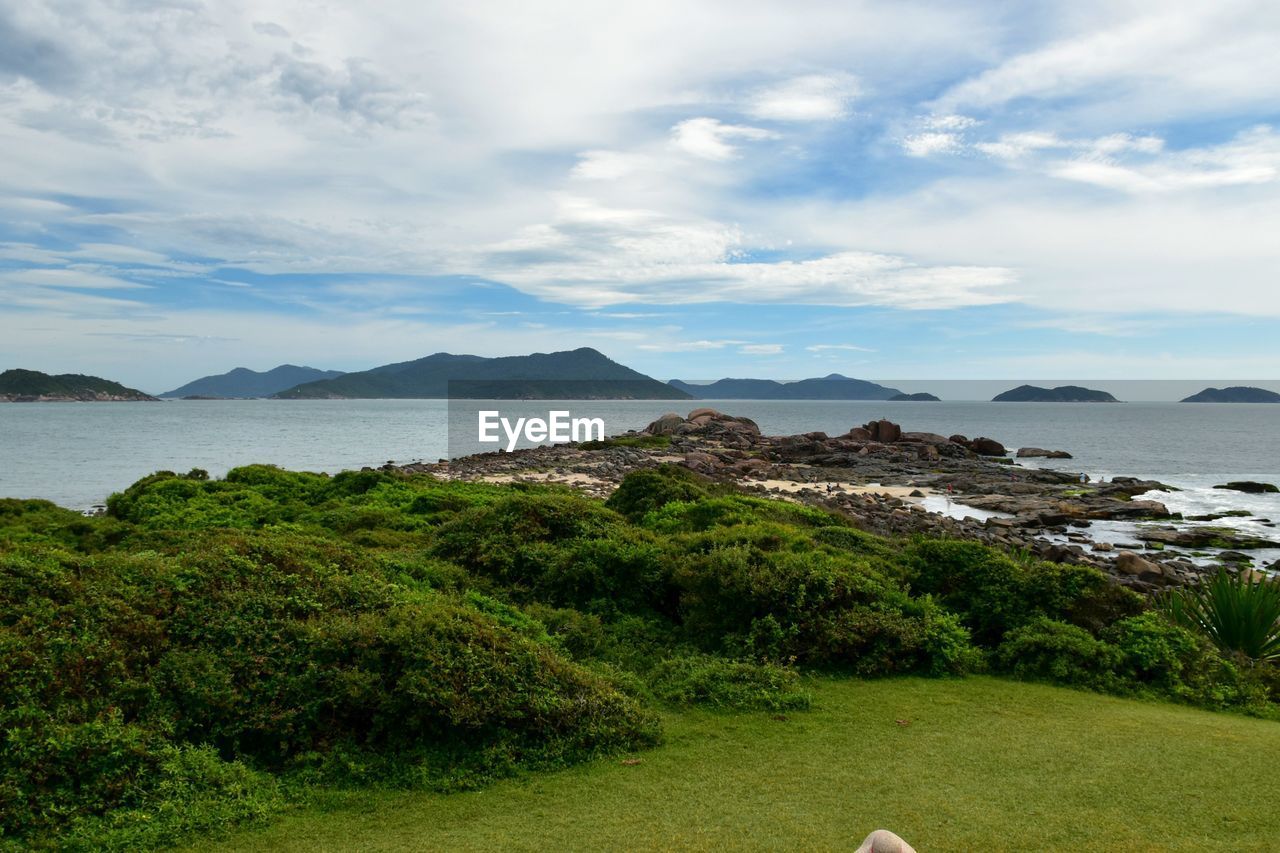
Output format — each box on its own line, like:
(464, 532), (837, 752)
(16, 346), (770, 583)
(0, 369), (158, 402)
(1181, 386), (1280, 403)
(889, 392), (941, 401)
(992, 384), (1119, 403)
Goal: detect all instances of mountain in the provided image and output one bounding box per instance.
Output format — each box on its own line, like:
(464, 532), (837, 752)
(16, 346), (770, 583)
(889, 392), (941, 401)
(992, 384), (1119, 403)
(276, 347), (691, 399)
(160, 365), (345, 399)
(668, 373), (902, 400)
(0, 368), (158, 402)
(1181, 386), (1280, 403)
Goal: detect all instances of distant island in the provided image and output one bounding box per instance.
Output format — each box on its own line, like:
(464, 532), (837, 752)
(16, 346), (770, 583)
(992, 384), (1119, 403)
(889, 392), (941, 402)
(668, 374), (902, 400)
(1181, 386), (1280, 403)
(0, 368), (158, 402)
(161, 364), (344, 399)
(276, 347), (690, 399)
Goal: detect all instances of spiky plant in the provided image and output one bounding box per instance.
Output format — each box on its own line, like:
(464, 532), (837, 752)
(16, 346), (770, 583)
(1158, 569), (1280, 662)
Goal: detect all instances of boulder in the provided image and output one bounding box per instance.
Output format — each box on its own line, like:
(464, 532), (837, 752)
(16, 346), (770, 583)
(1016, 447), (1073, 459)
(970, 437), (1006, 456)
(1115, 551), (1164, 577)
(687, 407), (723, 420)
(683, 451), (720, 473)
(900, 431), (951, 445)
(864, 419), (902, 443)
(949, 434), (970, 446)
(1214, 481), (1279, 494)
(847, 426), (873, 441)
(644, 412), (684, 435)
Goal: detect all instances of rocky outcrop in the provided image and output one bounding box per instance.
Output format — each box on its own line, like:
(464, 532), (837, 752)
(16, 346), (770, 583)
(865, 419), (901, 443)
(969, 437), (1007, 457)
(403, 414), (1256, 596)
(1214, 481), (1279, 494)
(1017, 447), (1073, 459)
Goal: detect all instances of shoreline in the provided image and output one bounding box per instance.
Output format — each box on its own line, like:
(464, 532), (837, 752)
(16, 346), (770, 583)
(394, 409), (1280, 591)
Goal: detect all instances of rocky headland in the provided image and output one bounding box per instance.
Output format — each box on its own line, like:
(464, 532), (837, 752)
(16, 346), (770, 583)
(0, 368), (158, 402)
(393, 409), (1279, 595)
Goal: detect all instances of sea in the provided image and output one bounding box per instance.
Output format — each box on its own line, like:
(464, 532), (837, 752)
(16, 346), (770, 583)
(2, 399), (1278, 565)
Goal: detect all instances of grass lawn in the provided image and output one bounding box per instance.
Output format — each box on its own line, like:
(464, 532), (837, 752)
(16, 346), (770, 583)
(192, 676), (1280, 852)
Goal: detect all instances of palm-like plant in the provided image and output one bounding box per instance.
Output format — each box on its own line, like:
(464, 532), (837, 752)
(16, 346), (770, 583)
(1158, 569), (1280, 662)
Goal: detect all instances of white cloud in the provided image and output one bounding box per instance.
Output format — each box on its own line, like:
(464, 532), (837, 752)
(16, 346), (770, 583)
(924, 114), (977, 131)
(480, 196), (1016, 309)
(971, 125), (1280, 194)
(974, 131), (1066, 160)
(745, 73), (858, 121)
(0, 268), (149, 290)
(670, 117), (777, 161)
(637, 339), (747, 352)
(806, 343), (876, 352)
(936, 2), (1280, 124)
(739, 343), (783, 354)
(903, 132), (962, 157)
(570, 150), (646, 180)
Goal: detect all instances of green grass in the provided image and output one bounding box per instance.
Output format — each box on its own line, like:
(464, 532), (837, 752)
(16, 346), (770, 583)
(189, 676), (1280, 852)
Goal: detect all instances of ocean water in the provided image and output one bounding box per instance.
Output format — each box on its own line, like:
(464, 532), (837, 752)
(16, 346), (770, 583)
(2, 400), (1278, 527)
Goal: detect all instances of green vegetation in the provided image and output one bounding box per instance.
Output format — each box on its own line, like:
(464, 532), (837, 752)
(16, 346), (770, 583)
(2, 463), (1278, 848)
(0, 368), (156, 401)
(194, 677), (1280, 853)
(578, 433), (671, 450)
(1160, 569), (1280, 662)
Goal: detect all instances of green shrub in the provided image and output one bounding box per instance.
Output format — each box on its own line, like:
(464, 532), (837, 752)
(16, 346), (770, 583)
(0, 536), (657, 844)
(906, 539), (1142, 645)
(605, 465), (711, 521)
(993, 617), (1121, 689)
(674, 545), (978, 675)
(647, 654), (811, 711)
(431, 492), (670, 614)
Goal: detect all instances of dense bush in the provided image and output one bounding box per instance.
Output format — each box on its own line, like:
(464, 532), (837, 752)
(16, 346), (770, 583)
(603, 464), (711, 521)
(905, 539), (1143, 645)
(2, 463), (1275, 848)
(993, 617), (1122, 689)
(0, 532), (655, 844)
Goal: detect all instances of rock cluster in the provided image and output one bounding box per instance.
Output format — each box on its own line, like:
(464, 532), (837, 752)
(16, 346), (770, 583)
(398, 412), (1274, 596)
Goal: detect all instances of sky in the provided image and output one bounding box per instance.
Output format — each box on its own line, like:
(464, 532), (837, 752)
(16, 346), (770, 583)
(2, 0), (1280, 392)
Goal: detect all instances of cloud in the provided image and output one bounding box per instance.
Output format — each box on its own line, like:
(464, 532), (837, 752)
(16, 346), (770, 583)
(969, 125), (1280, 193)
(806, 343), (876, 352)
(903, 131), (962, 157)
(481, 196), (1017, 309)
(739, 343), (783, 354)
(745, 73), (858, 121)
(935, 3), (1280, 124)
(0, 268), (149, 290)
(670, 117), (777, 161)
(273, 56), (432, 127)
(571, 150), (647, 180)
(637, 339), (747, 352)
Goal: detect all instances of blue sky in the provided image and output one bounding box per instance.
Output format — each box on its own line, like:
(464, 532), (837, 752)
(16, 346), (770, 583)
(2, 0), (1280, 391)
